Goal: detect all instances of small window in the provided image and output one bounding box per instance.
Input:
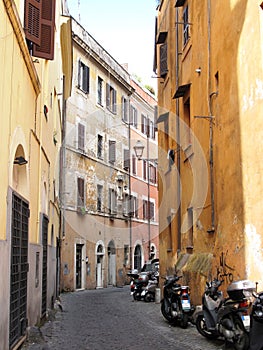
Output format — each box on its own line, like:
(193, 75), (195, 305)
(97, 185), (103, 212)
(122, 96), (128, 123)
(143, 200), (155, 221)
(108, 188), (117, 215)
(78, 60), (90, 93)
(109, 140), (116, 164)
(130, 105), (138, 128)
(123, 149), (130, 171)
(78, 123), (85, 151)
(141, 114), (148, 135)
(77, 177), (85, 208)
(106, 83), (117, 114)
(97, 77), (103, 105)
(132, 154), (136, 175)
(97, 134), (103, 159)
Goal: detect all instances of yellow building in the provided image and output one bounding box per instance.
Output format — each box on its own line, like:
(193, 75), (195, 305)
(155, 0), (263, 303)
(0, 0), (72, 348)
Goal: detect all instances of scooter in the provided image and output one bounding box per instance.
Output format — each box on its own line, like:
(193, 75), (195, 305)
(161, 273), (194, 328)
(249, 288), (263, 350)
(195, 278), (255, 350)
(141, 273), (158, 302)
(132, 272), (150, 301)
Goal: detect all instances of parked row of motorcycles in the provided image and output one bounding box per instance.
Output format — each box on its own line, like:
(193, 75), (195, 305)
(128, 267), (263, 350)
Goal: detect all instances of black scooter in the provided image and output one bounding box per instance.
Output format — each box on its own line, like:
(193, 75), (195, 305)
(161, 274), (194, 328)
(250, 290), (263, 350)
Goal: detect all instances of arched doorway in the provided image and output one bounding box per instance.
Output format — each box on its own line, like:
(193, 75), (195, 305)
(134, 244), (142, 271)
(96, 242), (104, 288)
(108, 240), (116, 286)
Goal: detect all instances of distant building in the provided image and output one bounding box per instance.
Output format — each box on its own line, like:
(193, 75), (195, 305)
(155, 0), (263, 303)
(61, 18), (158, 291)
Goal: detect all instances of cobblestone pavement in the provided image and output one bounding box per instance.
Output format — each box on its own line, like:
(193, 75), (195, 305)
(21, 286), (234, 350)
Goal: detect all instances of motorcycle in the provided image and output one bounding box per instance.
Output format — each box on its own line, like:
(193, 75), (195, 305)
(249, 288), (263, 350)
(195, 278), (255, 350)
(161, 273), (194, 328)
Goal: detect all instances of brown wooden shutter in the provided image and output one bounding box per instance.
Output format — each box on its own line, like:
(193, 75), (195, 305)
(160, 42), (168, 77)
(33, 0), (56, 60)
(109, 140), (116, 163)
(24, 0), (42, 46)
(123, 149), (130, 170)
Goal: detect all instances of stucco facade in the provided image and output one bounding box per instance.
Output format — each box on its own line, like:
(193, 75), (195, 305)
(61, 18), (159, 291)
(156, 0), (263, 304)
(0, 1), (72, 348)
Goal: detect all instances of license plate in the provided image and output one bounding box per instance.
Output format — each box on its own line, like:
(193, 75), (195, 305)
(182, 299), (191, 310)
(242, 315), (250, 329)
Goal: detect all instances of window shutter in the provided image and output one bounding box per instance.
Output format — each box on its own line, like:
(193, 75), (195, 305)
(77, 60), (81, 88)
(113, 89), (117, 113)
(83, 65), (90, 93)
(78, 123), (85, 151)
(77, 178), (84, 207)
(106, 83), (110, 108)
(160, 42), (168, 77)
(32, 0), (56, 60)
(123, 149), (130, 170)
(109, 141), (116, 163)
(24, 0), (42, 46)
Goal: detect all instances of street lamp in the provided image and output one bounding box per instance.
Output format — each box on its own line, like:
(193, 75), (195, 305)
(133, 139), (153, 260)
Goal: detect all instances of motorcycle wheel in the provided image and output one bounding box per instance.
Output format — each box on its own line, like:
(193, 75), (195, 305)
(133, 291), (141, 301)
(179, 313), (188, 329)
(161, 300), (174, 323)
(144, 292), (154, 302)
(196, 315), (219, 340)
(232, 318), (249, 350)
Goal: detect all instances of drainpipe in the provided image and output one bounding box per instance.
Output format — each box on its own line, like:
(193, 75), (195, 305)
(175, 8), (181, 251)
(207, 0), (215, 233)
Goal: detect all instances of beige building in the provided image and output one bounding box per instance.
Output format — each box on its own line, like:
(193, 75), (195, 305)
(61, 18), (159, 291)
(0, 0), (72, 348)
(155, 0), (263, 303)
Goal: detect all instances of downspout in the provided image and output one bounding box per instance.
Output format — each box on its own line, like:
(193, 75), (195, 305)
(176, 8), (181, 252)
(207, 0), (215, 233)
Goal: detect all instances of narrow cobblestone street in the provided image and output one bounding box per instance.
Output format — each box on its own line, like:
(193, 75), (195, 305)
(21, 286), (232, 350)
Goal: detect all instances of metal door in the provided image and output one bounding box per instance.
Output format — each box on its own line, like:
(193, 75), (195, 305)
(41, 214), (48, 317)
(9, 193), (29, 348)
(76, 244), (82, 289)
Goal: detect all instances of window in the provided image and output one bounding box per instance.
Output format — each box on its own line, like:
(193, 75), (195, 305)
(130, 195), (138, 218)
(108, 189), (117, 215)
(78, 60), (90, 93)
(183, 5), (190, 46)
(122, 96), (128, 123)
(132, 154), (136, 175)
(123, 149), (130, 171)
(143, 200), (155, 221)
(97, 77), (103, 105)
(97, 185), (103, 212)
(109, 140), (116, 164)
(25, 0), (56, 60)
(78, 123), (85, 151)
(160, 42), (168, 77)
(149, 164), (157, 184)
(106, 83), (117, 113)
(149, 120), (155, 140)
(130, 105), (138, 128)
(77, 177), (85, 208)
(141, 114), (148, 135)
(97, 134), (103, 159)
(143, 160), (147, 180)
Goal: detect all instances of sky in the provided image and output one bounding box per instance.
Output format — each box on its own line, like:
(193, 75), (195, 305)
(66, 0), (157, 90)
